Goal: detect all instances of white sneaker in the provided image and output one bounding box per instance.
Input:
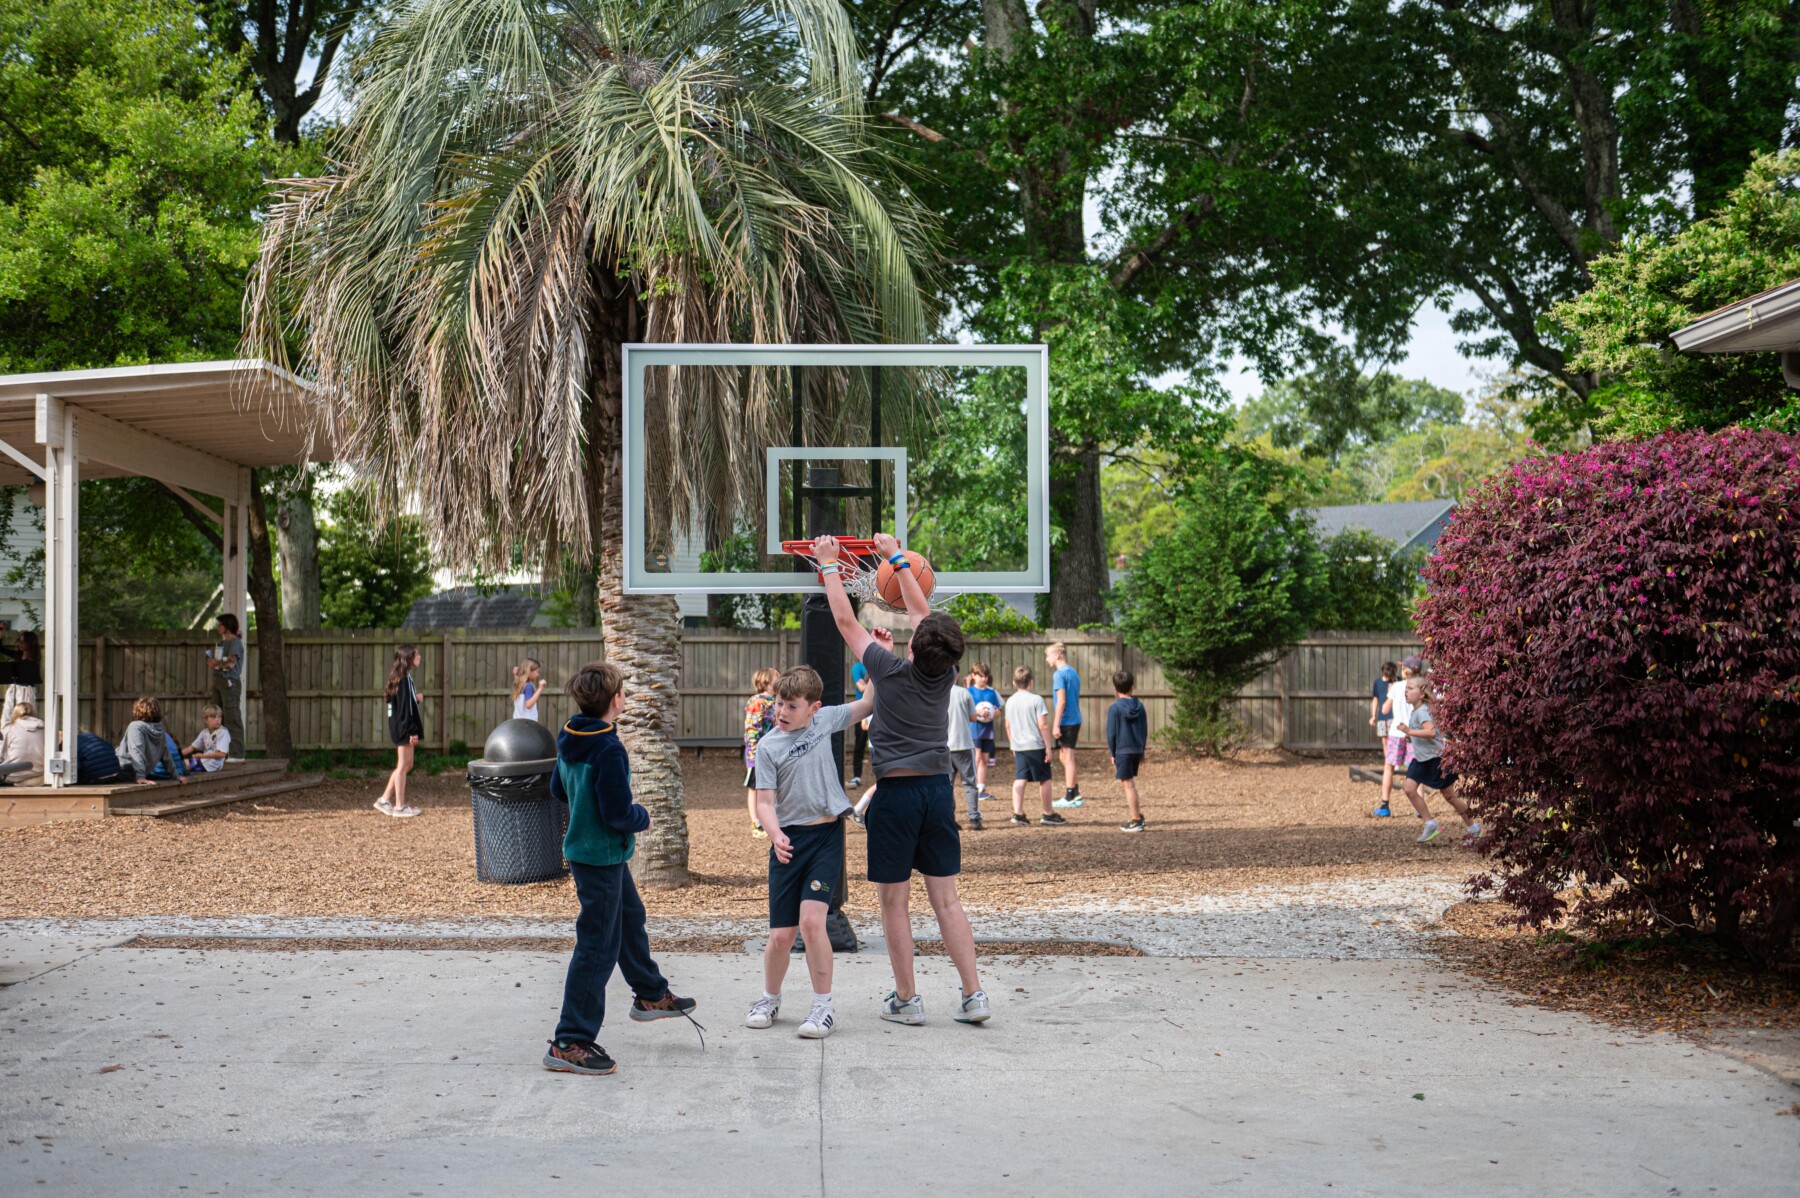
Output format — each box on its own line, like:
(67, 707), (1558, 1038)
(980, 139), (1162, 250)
(745, 995), (780, 1028)
(798, 1000), (835, 1039)
(849, 776), (862, 789)
(880, 991), (925, 1025)
(955, 990), (992, 1024)
(1464, 820), (1483, 842)
(1417, 819), (1441, 843)
(373, 797), (393, 815)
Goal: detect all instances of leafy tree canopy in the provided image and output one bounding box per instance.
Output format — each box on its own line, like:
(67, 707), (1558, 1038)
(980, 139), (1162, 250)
(1553, 150), (1800, 438)
(317, 486), (435, 629)
(1310, 530), (1424, 634)
(1236, 357), (1464, 464)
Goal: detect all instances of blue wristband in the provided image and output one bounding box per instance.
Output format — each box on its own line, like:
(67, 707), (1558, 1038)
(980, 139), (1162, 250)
(888, 552), (907, 566)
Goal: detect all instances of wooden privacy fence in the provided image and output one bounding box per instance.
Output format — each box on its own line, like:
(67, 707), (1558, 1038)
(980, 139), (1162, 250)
(75, 629), (1420, 754)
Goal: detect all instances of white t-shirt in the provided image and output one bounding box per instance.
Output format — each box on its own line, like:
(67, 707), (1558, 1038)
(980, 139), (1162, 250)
(946, 685), (975, 752)
(1388, 677), (1418, 732)
(189, 726), (230, 772)
(512, 681), (538, 721)
(1005, 690), (1048, 751)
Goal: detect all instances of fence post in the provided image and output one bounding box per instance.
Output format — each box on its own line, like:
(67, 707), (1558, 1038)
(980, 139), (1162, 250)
(92, 635), (106, 741)
(1277, 648), (1292, 750)
(440, 632), (452, 752)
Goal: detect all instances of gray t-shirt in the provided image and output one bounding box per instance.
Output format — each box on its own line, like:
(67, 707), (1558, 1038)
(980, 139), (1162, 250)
(946, 685), (975, 752)
(753, 703), (856, 826)
(215, 637), (245, 681)
(1406, 702), (1443, 761)
(862, 642), (952, 778)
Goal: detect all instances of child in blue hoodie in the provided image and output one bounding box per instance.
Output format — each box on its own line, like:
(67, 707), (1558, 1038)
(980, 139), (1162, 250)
(543, 662), (698, 1076)
(1106, 670), (1149, 832)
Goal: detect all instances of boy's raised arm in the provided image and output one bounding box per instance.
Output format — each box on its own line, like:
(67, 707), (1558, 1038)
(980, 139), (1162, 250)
(812, 535), (874, 661)
(871, 532), (931, 624)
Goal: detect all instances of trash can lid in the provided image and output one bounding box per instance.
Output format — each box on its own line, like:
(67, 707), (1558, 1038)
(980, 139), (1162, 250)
(467, 717), (558, 778)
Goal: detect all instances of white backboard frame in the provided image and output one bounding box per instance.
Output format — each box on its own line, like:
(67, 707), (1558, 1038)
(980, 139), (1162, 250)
(621, 343), (1050, 595)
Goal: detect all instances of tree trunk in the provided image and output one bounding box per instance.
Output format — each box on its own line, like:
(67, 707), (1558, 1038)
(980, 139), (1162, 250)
(1047, 442), (1109, 626)
(247, 470), (293, 759)
(592, 287), (689, 887)
(277, 472), (321, 630)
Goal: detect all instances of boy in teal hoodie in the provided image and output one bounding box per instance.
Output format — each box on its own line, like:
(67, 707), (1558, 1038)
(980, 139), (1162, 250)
(543, 662), (698, 1076)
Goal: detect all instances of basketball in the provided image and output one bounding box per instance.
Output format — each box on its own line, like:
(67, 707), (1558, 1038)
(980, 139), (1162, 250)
(974, 701), (998, 722)
(874, 550), (934, 606)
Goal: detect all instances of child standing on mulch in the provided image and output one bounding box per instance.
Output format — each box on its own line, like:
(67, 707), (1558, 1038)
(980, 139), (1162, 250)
(947, 680), (983, 830)
(1370, 661), (1399, 816)
(1106, 670), (1148, 833)
(379, 644), (424, 818)
(1378, 656), (1423, 818)
(1006, 666), (1059, 827)
(544, 661), (699, 1075)
(1394, 677), (1480, 845)
(511, 657), (543, 721)
(966, 663), (1001, 800)
(743, 667), (779, 838)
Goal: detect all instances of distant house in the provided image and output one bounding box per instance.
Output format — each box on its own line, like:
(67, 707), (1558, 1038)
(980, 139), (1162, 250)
(1308, 500), (1455, 556)
(404, 585), (547, 629)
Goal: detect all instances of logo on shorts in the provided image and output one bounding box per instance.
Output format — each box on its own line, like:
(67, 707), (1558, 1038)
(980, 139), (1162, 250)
(809, 880), (822, 891)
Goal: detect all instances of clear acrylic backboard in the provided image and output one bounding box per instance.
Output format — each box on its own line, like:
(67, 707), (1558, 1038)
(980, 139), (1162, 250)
(620, 344), (1049, 597)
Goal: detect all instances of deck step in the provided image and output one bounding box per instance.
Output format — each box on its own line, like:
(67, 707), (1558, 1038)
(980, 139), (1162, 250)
(108, 773), (329, 818)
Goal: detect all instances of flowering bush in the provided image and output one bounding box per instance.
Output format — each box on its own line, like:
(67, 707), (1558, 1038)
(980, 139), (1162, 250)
(1416, 429), (1800, 959)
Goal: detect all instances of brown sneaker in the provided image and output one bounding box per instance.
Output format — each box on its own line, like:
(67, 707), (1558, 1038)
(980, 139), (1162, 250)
(629, 991), (698, 1022)
(542, 1039), (616, 1075)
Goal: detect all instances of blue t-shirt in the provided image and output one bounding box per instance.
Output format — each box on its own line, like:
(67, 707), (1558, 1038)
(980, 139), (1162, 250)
(1371, 678), (1390, 717)
(851, 661), (868, 686)
(1053, 664), (1081, 726)
(967, 685), (1001, 741)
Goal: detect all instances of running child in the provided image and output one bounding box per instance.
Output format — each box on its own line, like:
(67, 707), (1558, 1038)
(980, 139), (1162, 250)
(1106, 670), (1148, 832)
(511, 657), (543, 721)
(742, 667), (779, 838)
(182, 703), (231, 773)
(966, 663), (1001, 799)
(1378, 656), (1423, 818)
(812, 532), (990, 1026)
(1046, 642), (1083, 807)
(947, 681), (983, 831)
(1393, 676), (1480, 844)
(1369, 661), (1398, 816)
(1005, 666), (1060, 827)
(744, 664), (875, 1038)
(544, 662), (698, 1075)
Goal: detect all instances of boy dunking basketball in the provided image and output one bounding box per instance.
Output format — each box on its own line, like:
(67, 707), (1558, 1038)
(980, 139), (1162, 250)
(812, 533), (991, 1026)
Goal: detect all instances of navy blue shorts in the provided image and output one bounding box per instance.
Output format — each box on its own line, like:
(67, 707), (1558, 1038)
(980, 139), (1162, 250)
(768, 819), (845, 928)
(1406, 756), (1459, 791)
(974, 734), (995, 755)
(1054, 724), (1081, 750)
(865, 774), (960, 883)
(1114, 752), (1142, 781)
(1014, 751), (1052, 783)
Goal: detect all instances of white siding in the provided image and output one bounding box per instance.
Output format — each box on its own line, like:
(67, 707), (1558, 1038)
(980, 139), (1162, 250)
(0, 491), (41, 630)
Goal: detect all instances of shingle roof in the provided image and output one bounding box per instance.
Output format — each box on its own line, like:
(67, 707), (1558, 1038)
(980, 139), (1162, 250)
(404, 586), (544, 629)
(1308, 500), (1456, 553)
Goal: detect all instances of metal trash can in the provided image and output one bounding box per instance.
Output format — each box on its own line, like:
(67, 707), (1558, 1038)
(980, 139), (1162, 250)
(467, 718), (566, 885)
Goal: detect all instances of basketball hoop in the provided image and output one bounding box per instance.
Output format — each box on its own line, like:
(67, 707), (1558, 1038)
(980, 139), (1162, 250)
(781, 538), (952, 614)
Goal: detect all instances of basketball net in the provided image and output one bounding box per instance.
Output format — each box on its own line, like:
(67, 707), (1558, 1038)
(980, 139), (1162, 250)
(780, 538), (954, 615)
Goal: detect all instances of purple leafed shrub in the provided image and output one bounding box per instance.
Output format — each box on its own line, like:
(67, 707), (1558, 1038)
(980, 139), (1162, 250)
(1416, 428), (1800, 958)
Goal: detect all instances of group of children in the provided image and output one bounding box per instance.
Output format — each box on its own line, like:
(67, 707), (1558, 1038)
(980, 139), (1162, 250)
(544, 531), (995, 1075)
(1369, 655), (1479, 844)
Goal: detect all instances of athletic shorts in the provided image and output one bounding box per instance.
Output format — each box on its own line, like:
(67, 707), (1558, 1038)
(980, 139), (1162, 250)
(865, 774), (960, 883)
(1406, 756), (1458, 791)
(1013, 750), (1052, 783)
(1114, 752), (1142, 781)
(1054, 723), (1081, 750)
(974, 734), (995, 755)
(768, 819), (845, 927)
(743, 765), (757, 789)
(1384, 735), (1413, 768)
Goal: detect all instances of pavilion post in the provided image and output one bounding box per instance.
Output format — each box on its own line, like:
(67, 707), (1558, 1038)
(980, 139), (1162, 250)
(36, 395), (79, 787)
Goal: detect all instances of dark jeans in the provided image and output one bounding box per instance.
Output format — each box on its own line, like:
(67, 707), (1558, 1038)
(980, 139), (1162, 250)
(555, 860), (669, 1043)
(852, 722), (868, 779)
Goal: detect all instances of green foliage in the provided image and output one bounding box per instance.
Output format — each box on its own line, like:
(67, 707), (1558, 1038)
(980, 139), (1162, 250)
(1102, 453), (1180, 560)
(317, 487), (435, 629)
(0, 0), (276, 371)
(1114, 453), (1326, 754)
(699, 533), (800, 630)
(944, 592), (1040, 637)
(1236, 357), (1464, 464)
(1311, 530), (1424, 633)
(1553, 151), (1800, 438)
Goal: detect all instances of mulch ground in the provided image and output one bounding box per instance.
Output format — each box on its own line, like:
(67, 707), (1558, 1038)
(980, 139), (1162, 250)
(1437, 899), (1800, 1038)
(0, 749), (1466, 920)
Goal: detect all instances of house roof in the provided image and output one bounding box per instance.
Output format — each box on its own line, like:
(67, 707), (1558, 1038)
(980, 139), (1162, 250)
(405, 586), (544, 629)
(1670, 277), (1800, 354)
(1309, 500), (1455, 552)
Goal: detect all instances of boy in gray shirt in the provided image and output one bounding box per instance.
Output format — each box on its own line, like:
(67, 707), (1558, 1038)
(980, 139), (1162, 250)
(745, 665), (874, 1039)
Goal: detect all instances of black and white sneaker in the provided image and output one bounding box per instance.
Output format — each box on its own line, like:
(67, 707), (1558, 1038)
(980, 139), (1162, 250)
(798, 999), (835, 1039)
(1039, 812), (1068, 826)
(1009, 814), (1030, 827)
(1120, 818), (1145, 833)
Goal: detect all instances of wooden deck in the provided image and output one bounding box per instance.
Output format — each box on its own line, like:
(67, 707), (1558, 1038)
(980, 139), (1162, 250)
(0, 760), (325, 826)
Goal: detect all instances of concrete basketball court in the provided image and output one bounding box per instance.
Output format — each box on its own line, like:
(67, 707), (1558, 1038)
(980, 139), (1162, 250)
(2, 933), (1795, 1196)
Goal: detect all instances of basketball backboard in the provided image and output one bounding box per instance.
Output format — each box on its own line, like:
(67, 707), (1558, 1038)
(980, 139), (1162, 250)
(620, 344), (1049, 597)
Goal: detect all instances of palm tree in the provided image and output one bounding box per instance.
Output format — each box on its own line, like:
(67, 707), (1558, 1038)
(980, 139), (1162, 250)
(243, 0), (935, 885)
